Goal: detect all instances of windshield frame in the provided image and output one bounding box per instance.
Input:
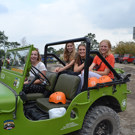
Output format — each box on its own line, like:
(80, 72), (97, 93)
(2, 46), (32, 75)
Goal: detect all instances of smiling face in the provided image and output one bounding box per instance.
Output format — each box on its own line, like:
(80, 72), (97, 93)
(30, 50), (38, 63)
(78, 45), (86, 59)
(66, 43), (74, 53)
(99, 41), (111, 56)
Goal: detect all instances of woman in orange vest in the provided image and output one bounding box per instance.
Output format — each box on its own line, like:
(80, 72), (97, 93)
(81, 39), (115, 87)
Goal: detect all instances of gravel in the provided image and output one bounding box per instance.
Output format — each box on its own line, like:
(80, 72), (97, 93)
(115, 63), (135, 135)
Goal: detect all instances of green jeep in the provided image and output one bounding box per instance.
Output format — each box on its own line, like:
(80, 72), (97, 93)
(0, 37), (131, 135)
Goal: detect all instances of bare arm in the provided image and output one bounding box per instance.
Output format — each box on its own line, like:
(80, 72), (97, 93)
(33, 70), (46, 84)
(54, 67), (61, 72)
(90, 54), (114, 76)
(24, 70), (46, 84)
(89, 63), (110, 76)
(89, 63), (96, 71)
(93, 68), (110, 76)
(74, 62), (84, 72)
(58, 60), (75, 72)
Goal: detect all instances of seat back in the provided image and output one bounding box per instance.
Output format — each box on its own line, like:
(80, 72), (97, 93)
(45, 71), (58, 92)
(54, 74), (80, 100)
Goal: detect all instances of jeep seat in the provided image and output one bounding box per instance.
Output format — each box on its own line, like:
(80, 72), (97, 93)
(26, 71), (58, 101)
(36, 74), (81, 111)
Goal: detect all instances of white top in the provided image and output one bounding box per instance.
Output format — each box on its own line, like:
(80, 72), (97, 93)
(28, 61), (47, 81)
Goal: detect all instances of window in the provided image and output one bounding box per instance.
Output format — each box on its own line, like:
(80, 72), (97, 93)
(3, 48), (29, 74)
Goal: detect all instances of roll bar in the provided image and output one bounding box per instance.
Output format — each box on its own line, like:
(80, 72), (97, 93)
(44, 37), (122, 90)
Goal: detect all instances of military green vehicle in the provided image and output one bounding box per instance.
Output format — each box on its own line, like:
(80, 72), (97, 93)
(0, 37), (131, 135)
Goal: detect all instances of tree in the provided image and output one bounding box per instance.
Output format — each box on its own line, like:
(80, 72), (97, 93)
(9, 42), (21, 49)
(0, 49), (5, 59)
(47, 47), (56, 53)
(0, 31), (8, 52)
(114, 41), (135, 55)
(21, 37), (27, 46)
(55, 48), (64, 58)
(82, 33), (99, 50)
(0, 31), (21, 51)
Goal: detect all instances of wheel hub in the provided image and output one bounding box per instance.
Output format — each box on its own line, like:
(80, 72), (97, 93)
(94, 120), (112, 135)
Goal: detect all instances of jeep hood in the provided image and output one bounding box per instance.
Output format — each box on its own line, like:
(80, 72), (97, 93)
(0, 83), (16, 113)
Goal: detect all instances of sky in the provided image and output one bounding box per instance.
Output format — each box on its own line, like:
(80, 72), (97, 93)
(0, 0), (135, 53)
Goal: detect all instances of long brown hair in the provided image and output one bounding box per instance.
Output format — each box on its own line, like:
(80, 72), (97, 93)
(63, 42), (75, 62)
(33, 48), (41, 61)
(75, 43), (86, 64)
(99, 39), (112, 56)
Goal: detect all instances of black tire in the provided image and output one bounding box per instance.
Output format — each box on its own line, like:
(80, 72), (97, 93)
(77, 106), (120, 135)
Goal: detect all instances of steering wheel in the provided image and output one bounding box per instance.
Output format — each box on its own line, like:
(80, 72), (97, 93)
(29, 65), (50, 86)
(19, 66), (50, 102)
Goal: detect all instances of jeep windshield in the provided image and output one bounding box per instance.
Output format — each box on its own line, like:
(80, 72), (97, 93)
(3, 48), (30, 74)
(0, 46), (33, 92)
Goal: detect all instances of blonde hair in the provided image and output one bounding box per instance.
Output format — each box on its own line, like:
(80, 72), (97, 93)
(63, 42), (75, 62)
(99, 39), (112, 56)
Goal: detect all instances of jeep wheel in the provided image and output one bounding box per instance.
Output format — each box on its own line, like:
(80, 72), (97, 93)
(77, 106), (120, 135)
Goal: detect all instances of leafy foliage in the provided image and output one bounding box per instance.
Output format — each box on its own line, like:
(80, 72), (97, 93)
(0, 49), (5, 59)
(0, 31), (8, 51)
(0, 31), (21, 52)
(82, 33), (99, 50)
(47, 47), (64, 57)
(114, 41), (135, 55)
(55, 48), (64, 57)
(46, 33), (99, 58)
(47, 47), (56, 54)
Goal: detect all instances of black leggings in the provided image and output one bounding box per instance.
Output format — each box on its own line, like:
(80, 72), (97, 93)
(23, 84), (46, 94)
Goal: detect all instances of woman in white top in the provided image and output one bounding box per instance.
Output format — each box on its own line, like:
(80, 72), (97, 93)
(23, 48), (47, 93)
